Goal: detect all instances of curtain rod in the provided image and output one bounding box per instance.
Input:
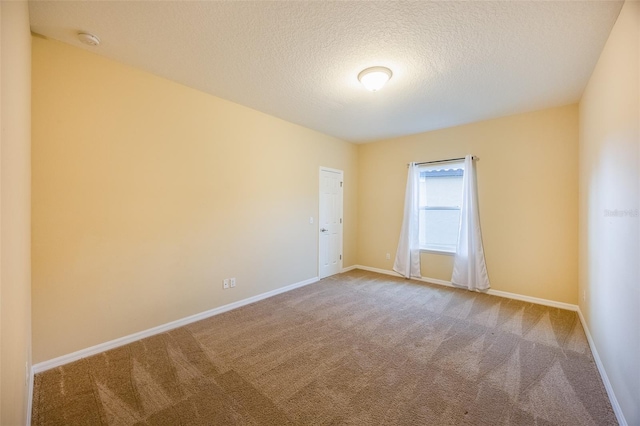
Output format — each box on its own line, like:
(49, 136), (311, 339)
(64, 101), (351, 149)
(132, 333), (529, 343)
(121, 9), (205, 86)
(409, 156), (476, 167)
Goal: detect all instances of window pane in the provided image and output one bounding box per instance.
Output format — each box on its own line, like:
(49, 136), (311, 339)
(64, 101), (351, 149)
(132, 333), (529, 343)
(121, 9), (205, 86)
(422, 175), (463, 207)
(419, 209), (461, 251)
(417, 165), (464, 251)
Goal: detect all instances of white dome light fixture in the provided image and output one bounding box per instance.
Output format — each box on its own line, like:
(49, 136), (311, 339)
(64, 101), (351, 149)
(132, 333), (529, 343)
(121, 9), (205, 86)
(358, 66), (392, 92)
(78, 32), (100, 46)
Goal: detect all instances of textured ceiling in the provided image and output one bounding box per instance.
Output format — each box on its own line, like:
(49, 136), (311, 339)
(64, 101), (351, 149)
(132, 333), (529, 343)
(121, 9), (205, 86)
(29, 1), (623, 143)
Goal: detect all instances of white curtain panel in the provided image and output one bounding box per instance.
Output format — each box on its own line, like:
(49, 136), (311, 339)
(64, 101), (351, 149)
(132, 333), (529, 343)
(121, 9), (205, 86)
(451, 155), (491, 291)
(394, 163), (422, 278)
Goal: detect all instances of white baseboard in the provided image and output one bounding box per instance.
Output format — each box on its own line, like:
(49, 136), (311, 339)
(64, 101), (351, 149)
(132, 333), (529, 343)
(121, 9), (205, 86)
(420, 276), (455, 287)
(352, 265), (405, 278)
(341, 265), (357, 273)
(486, 288), (577, 311)
(351, 265), (578, 311)
(576, 308), (627, 426)
(353, 265), (454, 287)
(32, 276), (319, 374)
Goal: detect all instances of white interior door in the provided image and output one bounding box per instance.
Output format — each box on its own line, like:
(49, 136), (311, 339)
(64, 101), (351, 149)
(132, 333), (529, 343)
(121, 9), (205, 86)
(319, 168), (343, 279)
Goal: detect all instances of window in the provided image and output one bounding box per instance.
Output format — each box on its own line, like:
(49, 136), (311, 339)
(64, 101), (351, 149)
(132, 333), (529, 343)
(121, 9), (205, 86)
(418, 162), (464, 253)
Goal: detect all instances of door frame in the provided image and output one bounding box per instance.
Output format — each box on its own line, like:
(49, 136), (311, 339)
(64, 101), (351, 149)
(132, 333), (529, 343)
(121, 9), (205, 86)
(318, 167), (344, 278)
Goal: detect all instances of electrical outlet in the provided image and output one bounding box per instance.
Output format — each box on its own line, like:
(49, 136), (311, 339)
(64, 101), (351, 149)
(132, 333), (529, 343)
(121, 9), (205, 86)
(386, 253), (391, 260)
(309, 216), (314, 224)
(223, 279), (229, 289)
(230, 278), (236, 288)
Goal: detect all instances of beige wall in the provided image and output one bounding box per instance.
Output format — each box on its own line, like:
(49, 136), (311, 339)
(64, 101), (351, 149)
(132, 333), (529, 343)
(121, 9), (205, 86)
(357, 105), (579, 304)
(579, 1), (639, 424)
(0, 1), (32, 424)
(31, 38), (357, 363)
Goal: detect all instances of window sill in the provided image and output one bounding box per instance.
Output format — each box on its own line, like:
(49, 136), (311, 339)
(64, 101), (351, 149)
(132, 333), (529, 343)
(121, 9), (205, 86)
(419, 247), (456, 256)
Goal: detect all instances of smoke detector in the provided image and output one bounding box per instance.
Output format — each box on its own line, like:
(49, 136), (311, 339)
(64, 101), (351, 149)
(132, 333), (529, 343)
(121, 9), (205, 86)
(78, 32), (100, 46)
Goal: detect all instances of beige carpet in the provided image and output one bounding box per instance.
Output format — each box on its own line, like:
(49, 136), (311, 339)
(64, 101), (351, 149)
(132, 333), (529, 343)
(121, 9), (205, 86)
(32, 270), (616, 425)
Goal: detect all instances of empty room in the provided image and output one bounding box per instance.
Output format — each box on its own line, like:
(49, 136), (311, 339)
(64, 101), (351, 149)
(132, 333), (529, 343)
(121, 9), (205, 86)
(1, 0), (638, 425)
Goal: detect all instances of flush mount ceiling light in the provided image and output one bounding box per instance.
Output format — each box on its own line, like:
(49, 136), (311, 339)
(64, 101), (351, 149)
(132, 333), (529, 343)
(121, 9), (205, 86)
(358, 66), (392, 92)
(78, 32), (100, 46)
